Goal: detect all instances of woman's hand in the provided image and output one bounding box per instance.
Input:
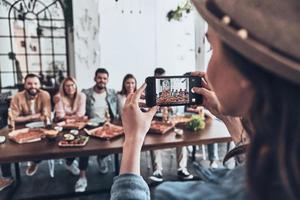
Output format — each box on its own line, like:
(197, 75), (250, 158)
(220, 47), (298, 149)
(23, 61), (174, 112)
(191, 71), (224, 119)
(120, 83), (157, 175)
(122, 83), (157, 147)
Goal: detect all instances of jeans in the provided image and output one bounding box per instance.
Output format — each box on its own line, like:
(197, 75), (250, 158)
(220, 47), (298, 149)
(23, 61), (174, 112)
(208, 143), (219, 161)
(1, 163), (12, 178)
(66, 156), (89, 170)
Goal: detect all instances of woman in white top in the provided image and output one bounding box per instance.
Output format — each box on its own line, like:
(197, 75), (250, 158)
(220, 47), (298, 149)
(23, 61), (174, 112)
(54, 77), (89, 192)
(117, 74), (137, 117)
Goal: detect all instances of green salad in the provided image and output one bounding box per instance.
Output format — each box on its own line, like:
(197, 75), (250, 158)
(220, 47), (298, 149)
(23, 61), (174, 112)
(186, 115), (206, 132)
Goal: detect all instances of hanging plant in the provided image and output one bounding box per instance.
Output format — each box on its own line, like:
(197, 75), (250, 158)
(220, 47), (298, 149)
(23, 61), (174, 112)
(167, 0), (192, 21)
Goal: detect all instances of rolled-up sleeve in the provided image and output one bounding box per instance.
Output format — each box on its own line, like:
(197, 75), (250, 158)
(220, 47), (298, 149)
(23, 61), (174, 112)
(111, 173), (150, 200)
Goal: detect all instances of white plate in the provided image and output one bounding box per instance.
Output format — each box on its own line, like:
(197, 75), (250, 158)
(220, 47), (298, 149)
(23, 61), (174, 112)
(0, 136), (6, 144)
(25, 121), (45, 128)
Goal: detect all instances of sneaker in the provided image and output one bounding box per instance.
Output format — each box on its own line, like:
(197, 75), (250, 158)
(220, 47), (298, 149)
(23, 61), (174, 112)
(177, 168), (194, 180)
(75, 177), (87, 192)
(97, 157), (109, 174)
(149, 170), (163, 183)
(0, 178), (14, 191)
(210, 160), (219, 169)
(26, 162), (39, 176)
(66, 162), (80, 176)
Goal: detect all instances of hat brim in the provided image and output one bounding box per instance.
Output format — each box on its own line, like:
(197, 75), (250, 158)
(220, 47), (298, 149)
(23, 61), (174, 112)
(192, 0), (300, 85)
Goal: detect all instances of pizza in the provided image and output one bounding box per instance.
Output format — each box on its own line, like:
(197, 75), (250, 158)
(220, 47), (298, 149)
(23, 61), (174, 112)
(170, 116), (192, 125)
(86, 123), (123, 139)
(150, 121), (174, 134)
(9, 128), (44, 143)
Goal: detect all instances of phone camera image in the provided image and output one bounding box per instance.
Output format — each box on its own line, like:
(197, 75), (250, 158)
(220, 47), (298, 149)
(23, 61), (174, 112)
(156, 78), (189, 105)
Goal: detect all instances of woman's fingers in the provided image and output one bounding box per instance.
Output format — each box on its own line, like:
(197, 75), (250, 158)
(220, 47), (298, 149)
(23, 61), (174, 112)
(125, 93), (134, 105)
(146, 106), (158, 118)
(192, 87), (211, 98)
(133, 83), (147, 104)
(191, 71), (211, 90)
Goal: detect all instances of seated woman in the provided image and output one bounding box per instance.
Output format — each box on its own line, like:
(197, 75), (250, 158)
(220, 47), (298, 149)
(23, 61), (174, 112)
(54, 77), (88, 192)
(117, 74), (137, 117)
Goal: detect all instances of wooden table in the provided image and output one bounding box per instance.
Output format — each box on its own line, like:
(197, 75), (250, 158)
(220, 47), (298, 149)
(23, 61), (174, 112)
(0, 119), (231, 163)
(0, 119), (231, 199)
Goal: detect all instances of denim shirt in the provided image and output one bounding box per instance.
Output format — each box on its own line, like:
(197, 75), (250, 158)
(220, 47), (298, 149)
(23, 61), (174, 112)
(82, 87), (119, 120)
(110, 166), (249, 200)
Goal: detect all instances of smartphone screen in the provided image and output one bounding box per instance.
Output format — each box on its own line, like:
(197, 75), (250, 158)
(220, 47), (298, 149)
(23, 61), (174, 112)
(145, 76), (202, 107)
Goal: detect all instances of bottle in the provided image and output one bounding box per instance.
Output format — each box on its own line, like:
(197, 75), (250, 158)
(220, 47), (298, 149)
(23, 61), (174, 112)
(105, 108), (111, 123)
(162, 107), (169, 123)
(43, 110), (52, 129)
(7, 108), (15, 131)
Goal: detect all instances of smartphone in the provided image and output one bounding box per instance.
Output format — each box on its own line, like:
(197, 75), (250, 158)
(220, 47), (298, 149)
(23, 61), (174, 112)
(145, 75), (202, 107)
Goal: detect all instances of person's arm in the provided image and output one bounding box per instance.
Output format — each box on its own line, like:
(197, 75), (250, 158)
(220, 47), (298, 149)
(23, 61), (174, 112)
(14, 113), (41, 123)
(76, 92), (86, 117)
(42, 91), (51, 118)
(10, 95), (41, 123)
(54, 95), (66, 120)
(110, 84), (156, 200)
(120, 83), (157, 174)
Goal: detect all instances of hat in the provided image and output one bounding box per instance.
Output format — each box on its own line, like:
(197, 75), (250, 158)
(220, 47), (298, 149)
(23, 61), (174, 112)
(192, 0), (300, 85)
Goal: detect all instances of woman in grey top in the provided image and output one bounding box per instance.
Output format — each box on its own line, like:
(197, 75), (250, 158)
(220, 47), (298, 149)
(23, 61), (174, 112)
(111, 0), (300, 199)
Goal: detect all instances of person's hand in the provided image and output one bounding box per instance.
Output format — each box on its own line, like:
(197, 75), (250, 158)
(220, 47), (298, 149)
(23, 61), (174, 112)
(191, 71), (223, 118)
(122, 83), (157, 146)
(31, 113), (41, 121)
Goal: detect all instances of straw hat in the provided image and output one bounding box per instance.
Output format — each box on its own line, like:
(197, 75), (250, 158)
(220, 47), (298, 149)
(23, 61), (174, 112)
(192, 0), (300, 85)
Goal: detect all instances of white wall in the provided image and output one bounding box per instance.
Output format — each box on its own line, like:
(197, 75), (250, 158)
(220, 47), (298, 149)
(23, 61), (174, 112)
(98, 0), (200, 90)
(73, 0), (101, 90)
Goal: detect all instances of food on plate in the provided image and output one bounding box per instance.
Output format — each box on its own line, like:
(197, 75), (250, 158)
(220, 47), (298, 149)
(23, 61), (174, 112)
(44, 129), (59, 140)
(86, 123), (124, 139)
(95, 123), (123, 136)
(57, 117), (89, 130)
(64, 133), (75, 141)
(9, 128), (44, 143)
(170, 115), (192, 125)
(150, 121), (174, 134)
(186, 115), (206, 131)
(59, 135), (89, 147)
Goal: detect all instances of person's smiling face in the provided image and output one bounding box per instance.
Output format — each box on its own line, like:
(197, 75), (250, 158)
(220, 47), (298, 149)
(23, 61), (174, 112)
(24, 76), (40, 97)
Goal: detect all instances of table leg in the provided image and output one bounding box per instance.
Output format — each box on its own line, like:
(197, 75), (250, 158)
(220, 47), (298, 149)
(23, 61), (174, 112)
(114, 153), (119, 176)
(14, 162), (21, 182)
(192, 145), (196, 161)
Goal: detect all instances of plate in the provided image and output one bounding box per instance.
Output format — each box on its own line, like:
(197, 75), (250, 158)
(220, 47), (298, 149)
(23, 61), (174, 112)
(8, 128), (45, 144)
(84, 123), (124, 139)
(0, 136), (6, 144)
(25, 121), (45, 128)
(58, 135), (89, 147)
(149, 121), (174, 134)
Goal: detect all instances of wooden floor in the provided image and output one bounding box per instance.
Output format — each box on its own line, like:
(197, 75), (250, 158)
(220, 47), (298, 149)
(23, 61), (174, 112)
(0, 143), (234, 200)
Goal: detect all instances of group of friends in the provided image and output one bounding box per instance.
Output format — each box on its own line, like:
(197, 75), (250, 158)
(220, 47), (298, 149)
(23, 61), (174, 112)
(0, 67), (216, 193)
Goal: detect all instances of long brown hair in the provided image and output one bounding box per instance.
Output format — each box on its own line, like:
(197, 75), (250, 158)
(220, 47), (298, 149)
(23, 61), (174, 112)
(223, 43), (300, 200)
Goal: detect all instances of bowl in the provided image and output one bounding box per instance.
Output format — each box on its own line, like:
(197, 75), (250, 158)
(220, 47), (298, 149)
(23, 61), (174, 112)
(70, 129), (79, 135)
(44, 130), (59, 141)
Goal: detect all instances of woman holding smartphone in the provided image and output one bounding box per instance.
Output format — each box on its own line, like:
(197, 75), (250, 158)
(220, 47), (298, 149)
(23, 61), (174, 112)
(110, 0), (300, 199)
(54, 77), (89, 192)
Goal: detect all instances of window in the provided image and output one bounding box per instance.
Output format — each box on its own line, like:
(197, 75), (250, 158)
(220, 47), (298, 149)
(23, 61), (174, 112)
(0, 0), (69, 90)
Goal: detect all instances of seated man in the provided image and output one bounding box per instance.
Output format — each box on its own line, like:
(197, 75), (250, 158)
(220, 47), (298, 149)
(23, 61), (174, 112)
(82, 68), (119, 173)
(10, 73), (51, 176)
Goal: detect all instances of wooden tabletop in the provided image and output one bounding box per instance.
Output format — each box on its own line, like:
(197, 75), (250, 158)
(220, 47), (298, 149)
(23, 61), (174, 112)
(0, 119), (231, 163)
